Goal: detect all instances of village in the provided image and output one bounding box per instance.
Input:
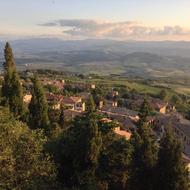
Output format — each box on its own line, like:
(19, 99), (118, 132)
(21, 73), (190, 172)
(2, 0), (190, 188)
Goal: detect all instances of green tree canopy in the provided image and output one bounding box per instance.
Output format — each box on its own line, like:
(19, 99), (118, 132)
(29, 76), (50, 130)
(3, 42), (16, 74)
(0, 107), (58, 190)
(86, 95), (96, 112)
(156, 126), (189, 190)
(129, 123), (157, 190)
(97, 126), (132, 190)
(1, 42), (25, 118)
(159, 89), (167, 100)
(59, 106), (65, 128)
(138, 97), (151, 126)
(48, 112), (102, 189)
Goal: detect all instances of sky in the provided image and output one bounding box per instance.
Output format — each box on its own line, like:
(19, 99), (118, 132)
(1, 0), (190, 41)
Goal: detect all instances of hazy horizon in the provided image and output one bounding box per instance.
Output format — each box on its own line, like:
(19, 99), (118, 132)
(1, 0), (190, 41)
(1, 37), (190, 43)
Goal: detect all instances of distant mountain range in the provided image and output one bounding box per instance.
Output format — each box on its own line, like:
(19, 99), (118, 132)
(1, 38), (190, 78)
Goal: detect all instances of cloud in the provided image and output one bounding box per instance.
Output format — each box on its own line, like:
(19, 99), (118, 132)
(41, 22), (58, 27)
(40, 19), (190, 40)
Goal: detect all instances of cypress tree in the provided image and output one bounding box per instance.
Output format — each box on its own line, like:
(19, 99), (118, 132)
(9, 71), (25, 117)
(55, 111), (102, 189)
(2, 42), (24, 118)
(3, 42), (16, 74)
(97, 124), (132, 190)
(87, 95), (96, 112)
(59, 106), (65, 128)
(29, 76), (50, 130)
(129, 123), (157, 190)
(129, 98), (157, 190)
(82, 98), (102, 187)
(138, 97), (151, 126)
(80, 112), (102, 188)
(156, 126), (189, 190)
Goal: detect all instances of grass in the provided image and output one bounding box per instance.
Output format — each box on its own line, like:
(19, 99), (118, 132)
(89, 77), (162, 95)
(172, 87), (190, 96)
(33, 68), (190, 98)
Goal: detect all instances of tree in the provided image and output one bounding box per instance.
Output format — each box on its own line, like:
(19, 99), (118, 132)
(86, 95), (96, 112)
(138, 97), (151, 126)
(9, 72), (25, 117)
(48, 112), (102, 189)
(159, 89), (167, 100)
(156, 126), (189, 190)
(91, 87), (104, 107)
(29, 76), (50, 130)
(3, 42), (16, 74)
(81, 113), (102, 187)
(171, 94), (181, 105)
(1, 42), (24, 118)
(129, 123), (157, 190)
(59, 106), (65, 128)
(129, 98), (157, 190)
(0, 106), (58, 190)
(97, 123), (132, 190)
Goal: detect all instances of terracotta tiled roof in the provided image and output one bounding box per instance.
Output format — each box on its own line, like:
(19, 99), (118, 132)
(77, 92), (91, 100)
(100, 118), (112, 123)
(63, 96), (82, 104)
(122, 118), (136, 129)
(114, 128), (131, 140)
(154, 113), (190, 138)
(149, 97), (167, 110)
(64, 109), (83, 118)
(46, 93), (64, 102)
(125, 97), (168, 111)
(101, 106), (138, 117)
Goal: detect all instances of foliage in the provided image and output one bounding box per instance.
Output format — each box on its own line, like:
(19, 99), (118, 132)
(44, 84), (59, 94)
(29, 76), (50, 130)
(59, 106), (65, 128)
(48, 112), (102, 189)
(129, 100), (158, 190)
(1, 42), (25, 118)
(138, 98), (151, 126)
(171, 94), (181, 105)
(48, 108), (61, 124)
(0, 107), (58, 190)
(98, 120), (119, 135)
(86, 95), (96, 112)
(129, 123), (157, 190)
(1, 44), (190, 190)
(97, 129), (132, 190)
(159, 89), (167, 100)
(156, 126), (189, 190)
(64, 84), (86, 95)
(91, 87), (105, 106)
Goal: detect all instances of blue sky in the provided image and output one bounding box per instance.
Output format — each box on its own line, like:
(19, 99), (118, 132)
(1, 0), (190, 40)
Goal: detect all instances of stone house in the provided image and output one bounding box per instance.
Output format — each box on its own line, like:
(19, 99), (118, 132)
(62, 96), (85, 112)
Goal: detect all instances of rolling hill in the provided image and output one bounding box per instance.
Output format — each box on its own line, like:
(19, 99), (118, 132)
(0, 38), (190, 78)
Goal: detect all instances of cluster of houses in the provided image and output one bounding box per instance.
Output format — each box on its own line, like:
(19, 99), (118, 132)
(123, 95), (170, 114)
(153, 113), (190, 157)
(24, 92), (86, 118)
(22, 78), (190, 170)
(41, 78), (65, 90)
